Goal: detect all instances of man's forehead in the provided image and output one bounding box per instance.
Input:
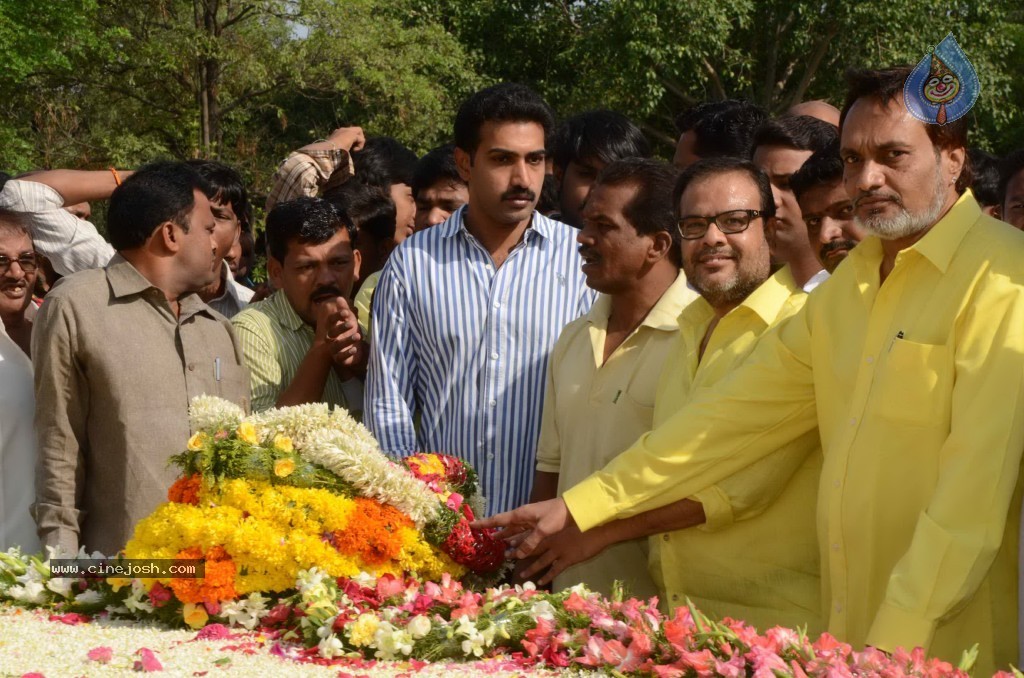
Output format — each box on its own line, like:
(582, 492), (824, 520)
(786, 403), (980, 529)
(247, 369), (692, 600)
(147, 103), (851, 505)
(0, 230), (32, 252)
(478, 120), (546, 150)
(753, 145), (813, 173)
(840, 97), (930, 145)
(800, 181), (849, 211)
(680, 171), (761, 212)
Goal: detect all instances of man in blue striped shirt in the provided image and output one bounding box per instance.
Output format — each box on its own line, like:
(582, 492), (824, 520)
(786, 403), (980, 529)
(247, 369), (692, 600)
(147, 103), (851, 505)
(366, 83), (596, 515)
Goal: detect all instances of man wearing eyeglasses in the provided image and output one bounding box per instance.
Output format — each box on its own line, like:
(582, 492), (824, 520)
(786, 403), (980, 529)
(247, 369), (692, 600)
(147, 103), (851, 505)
(0, 211), (38, 356)
(514, 157), (821, 634)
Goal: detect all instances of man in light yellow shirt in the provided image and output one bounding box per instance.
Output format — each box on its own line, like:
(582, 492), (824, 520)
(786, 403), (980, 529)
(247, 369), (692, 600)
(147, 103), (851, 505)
(480, 66), (1024, 674)
(529, 158), (697, 599)
(522, 158), (822, 634)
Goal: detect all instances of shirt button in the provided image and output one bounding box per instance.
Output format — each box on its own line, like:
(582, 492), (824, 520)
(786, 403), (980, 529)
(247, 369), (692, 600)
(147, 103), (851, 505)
(662, 534), (670, 542)
(489, 399), (497, 407)
(187, 363), (195, 372)
(865, 356), (874, 364)
(671, 594), (679, 602)
(833, 479), (841, 489)
(831, 542), (840, 551)
(490, 353), (498, 360)
(849, 417), (857, 426)
(493, 302), (500, 309)
(487, 453), (494, 461)
(834, 603), (843, 613)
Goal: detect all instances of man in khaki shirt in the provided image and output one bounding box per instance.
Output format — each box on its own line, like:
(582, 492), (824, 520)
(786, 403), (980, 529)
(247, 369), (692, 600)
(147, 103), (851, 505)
(32, 162), (250, 555)
(530, 158), (697, 596)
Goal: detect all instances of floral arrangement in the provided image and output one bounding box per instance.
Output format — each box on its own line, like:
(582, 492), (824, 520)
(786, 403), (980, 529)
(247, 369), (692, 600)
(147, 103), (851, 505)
(0, 547), (988, 677)
(116, 396), (505, 621)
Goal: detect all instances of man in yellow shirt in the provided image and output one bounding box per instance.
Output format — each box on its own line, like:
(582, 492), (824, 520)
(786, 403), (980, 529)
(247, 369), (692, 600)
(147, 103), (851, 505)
(523, 157), (822, 634)
(529, 158), (697, 599)
(480, 66), (1024, 674)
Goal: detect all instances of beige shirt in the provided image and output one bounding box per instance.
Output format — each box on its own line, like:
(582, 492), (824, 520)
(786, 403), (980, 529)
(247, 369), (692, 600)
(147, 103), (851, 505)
(32, 255), (250, 555)
(535, 272), (698, 598)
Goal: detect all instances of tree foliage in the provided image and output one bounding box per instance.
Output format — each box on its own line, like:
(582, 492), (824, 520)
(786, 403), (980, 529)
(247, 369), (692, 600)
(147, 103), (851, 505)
(1, 0), (1021, 191)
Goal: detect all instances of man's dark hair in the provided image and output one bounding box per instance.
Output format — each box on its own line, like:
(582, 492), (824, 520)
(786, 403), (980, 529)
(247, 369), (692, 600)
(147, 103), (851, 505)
(0, 171), (9, 194)
(453, 82), (555, 157)
(790, 140), (845, 201)
(999, 149), (1024, 206)
(411, 143), (464, 198)
(537, 173), (560, 215)
(551, 110), (651, 173)
(840, 66), (972, 192)
(674, 100), (769, 160)
(673, 157), (776, 220)
(0, 208), (30, 239)
(967, 148), (1000, 207)
(347, 136), (418, 190)
(753, 115), (838, 155)
(592, 158), (682, 266)
(326, 180), (396, 244)
(185, 159), (252, 231)
(265, 197), (355, 263)
(107, 161), (212, 251)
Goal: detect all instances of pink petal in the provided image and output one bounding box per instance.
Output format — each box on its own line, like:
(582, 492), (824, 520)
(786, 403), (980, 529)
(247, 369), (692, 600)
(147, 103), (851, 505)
(87, 646), (114, 663)
(133, 648), (163, 672)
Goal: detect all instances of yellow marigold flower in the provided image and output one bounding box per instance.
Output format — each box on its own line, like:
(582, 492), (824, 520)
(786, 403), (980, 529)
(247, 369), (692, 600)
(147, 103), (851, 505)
(273, 458), (295, 478)
(272, 435), (293, 453)
(187, 432), (207, 451)
(348, 613), (379, 647)
(183, 602), (209, 629)
(236, 422), (260, 445)
(107, 577), (132, 592)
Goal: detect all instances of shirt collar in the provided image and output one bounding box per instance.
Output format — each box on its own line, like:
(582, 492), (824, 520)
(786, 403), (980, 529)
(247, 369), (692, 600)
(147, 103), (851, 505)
(908, 189), (979, 273)
(848, 190), (981, 276)
(585, 271), (694, 332)
(441, 205), (553, 242)
(680, 266), (801, 330)
(208, 260), (240, 305)
(106, 254), (212, 320)
(268, 288), (307, 332)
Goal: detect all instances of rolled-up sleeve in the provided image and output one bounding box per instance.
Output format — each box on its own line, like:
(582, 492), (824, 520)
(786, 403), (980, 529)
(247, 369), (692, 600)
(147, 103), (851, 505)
(0, 180), (113, 276)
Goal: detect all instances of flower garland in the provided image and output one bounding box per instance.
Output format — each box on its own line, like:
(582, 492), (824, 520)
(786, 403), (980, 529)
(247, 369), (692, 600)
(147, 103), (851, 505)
(0, 549), (992, 677)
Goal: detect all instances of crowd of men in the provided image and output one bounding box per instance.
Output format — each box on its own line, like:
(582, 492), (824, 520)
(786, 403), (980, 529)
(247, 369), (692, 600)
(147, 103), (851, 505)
(1, 65), (1023, 673)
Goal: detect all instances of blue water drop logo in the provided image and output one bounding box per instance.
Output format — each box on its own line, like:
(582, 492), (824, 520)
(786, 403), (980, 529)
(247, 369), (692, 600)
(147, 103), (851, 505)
(904, 33), (980, 125)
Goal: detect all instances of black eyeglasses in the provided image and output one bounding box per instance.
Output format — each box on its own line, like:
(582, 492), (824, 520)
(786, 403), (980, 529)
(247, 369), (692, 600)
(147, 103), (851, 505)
(0, 254), (38, 275)
(678, 209), (764, 240)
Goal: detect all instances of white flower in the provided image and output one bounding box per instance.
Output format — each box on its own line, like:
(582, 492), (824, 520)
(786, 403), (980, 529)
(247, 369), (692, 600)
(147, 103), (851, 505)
(316, 616), (338, 639)
(351, 571), (377, 588)
(8, 581), (46, 604)
(220, 592), (270, 630)
(44, 576), (73, 598)
(74, 589), (103, 605)
(123, 580), (153, 614)
(373, 621), (414, 659)
(407, 614), (432, 639)
(317, 633), (344, 658)
(188, 395), (245, 433)
(529, 600), (557, 621)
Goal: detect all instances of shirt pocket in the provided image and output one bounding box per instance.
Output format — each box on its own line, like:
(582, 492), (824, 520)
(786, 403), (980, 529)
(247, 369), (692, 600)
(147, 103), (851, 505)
(871, 338), (951, 427)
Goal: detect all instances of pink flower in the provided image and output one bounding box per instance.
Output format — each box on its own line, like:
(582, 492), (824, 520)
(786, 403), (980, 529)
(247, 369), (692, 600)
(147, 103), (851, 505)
(147, 582), (172, 608)
(375, 573), (405, 600)
(445, 492), (464, 511)
(195, 623), (233, 641)
(87, 646), (114, 663)
(48, 612), (90, 625)
(133, 647), (163, 672)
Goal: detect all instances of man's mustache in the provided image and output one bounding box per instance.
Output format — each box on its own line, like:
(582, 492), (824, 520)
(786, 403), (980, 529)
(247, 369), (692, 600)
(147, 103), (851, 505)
(501, 189), (536, 202)
(820, 240), (857, 258)
(310, 286), (345, 302)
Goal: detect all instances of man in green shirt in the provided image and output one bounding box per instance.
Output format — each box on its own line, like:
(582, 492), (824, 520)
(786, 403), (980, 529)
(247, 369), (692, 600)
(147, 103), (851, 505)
(232, 197), (364, 414)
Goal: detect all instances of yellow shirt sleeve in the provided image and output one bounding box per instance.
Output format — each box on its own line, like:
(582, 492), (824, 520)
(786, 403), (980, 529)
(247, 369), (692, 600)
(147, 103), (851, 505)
(865, 278), (1024, 652)
(563, 308), (818, 533)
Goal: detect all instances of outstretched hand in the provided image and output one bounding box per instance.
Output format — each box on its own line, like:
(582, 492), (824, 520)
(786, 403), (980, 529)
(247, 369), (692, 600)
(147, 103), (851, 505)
(518, 522), (610, 586)
(471, 498), (574, 559)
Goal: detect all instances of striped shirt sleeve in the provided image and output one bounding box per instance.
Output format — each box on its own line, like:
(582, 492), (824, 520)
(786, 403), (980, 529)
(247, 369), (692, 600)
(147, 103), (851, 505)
(264, 149), (352, 213)
(231, 311), (283, 412)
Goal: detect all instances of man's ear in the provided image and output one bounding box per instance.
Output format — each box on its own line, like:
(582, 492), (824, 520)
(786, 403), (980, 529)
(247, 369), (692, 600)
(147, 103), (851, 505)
(158, 221), (181, 253)
(946, 146), (966, 187)
(351, 248), (362, 286)
(454, 146), (472, 183)
(649, 230), (673, 263)
(267, 255), (284, 290)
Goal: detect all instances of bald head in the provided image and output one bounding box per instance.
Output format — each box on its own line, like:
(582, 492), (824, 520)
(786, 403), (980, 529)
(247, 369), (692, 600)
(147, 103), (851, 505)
(788, 100), (841, 127)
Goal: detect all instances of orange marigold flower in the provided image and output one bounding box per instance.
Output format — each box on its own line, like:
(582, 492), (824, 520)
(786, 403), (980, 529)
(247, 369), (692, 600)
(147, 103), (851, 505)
(332, 498), (413, 567)
(167, 474), (202, 505)
(169, 545), (237, 606)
